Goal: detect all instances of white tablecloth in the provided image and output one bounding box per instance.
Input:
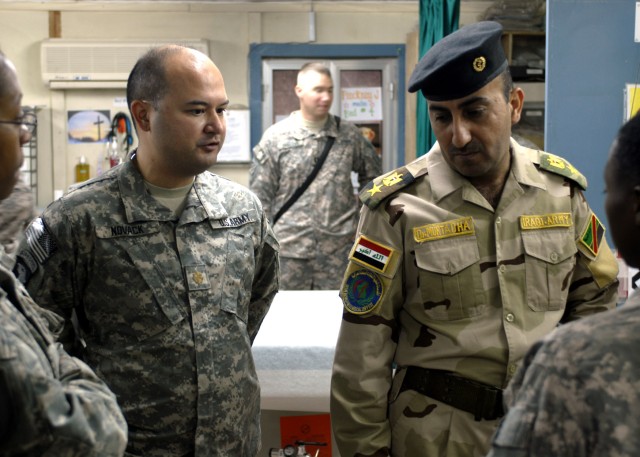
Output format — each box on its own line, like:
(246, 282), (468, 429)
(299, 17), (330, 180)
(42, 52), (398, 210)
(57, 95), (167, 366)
(252, 290), (343, 412)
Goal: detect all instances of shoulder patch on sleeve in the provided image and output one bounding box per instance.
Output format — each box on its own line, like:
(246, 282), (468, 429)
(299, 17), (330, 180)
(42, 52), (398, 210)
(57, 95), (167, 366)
(13, 218), (57, 284)
(578, 212), (605, 258)
(576, 213), (618, 288)
(360, 165), (428, 210)
(538, 152), (588, 190)
(341, 269), (384, 314)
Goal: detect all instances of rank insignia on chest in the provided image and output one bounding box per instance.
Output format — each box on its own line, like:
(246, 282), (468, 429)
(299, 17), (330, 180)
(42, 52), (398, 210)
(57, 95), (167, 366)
(350, 235), (395, 274)
(185, 265), (211, 291)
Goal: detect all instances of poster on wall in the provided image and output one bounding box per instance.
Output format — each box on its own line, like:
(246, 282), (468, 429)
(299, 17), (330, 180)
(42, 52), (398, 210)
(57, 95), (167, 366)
(624, 84), (640, 121)
(340, 87), (383, 122)
(217, 109), (251, 162)
(67, 110), (111, 144)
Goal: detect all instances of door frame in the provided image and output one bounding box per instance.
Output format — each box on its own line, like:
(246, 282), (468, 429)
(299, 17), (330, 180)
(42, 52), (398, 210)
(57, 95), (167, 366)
(248, 43), (406, 168)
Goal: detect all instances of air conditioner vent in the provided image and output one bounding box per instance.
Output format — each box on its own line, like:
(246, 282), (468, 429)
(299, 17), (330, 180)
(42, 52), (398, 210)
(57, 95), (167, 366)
(41, 39), (209, 89)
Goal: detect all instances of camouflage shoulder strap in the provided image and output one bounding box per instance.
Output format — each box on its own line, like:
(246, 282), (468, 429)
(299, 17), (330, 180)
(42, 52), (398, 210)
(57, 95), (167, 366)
(360, 160), (429, 210)
(537, 151), (588, 191)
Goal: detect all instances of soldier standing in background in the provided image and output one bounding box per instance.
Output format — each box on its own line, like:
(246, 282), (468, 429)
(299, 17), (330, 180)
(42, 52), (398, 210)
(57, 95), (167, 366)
(330, 21), (618, 457)
(250, 62), (381, 290)
(0, 49), (127, 456)
(14, 45), (279, 456)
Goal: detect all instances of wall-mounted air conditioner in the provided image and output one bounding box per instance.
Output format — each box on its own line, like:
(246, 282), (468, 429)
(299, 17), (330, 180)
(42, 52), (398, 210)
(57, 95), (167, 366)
(41, 38), (209, 89)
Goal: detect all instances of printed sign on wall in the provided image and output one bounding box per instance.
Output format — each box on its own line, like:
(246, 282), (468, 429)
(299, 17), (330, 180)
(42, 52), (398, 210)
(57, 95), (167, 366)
(341, 87), (383, 122)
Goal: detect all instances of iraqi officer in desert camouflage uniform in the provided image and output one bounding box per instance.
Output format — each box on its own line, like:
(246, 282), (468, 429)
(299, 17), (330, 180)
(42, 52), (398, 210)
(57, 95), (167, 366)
(250, 62), (381, 290)
(487, 112), (640, 457)
(14, 45), (279, 456)
(0, 49), (127, 456)
(330, 21), (619, 457)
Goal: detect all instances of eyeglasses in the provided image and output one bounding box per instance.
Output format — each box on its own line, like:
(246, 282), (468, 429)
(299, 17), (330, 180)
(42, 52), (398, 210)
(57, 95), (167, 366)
(0, 112), (38, 135)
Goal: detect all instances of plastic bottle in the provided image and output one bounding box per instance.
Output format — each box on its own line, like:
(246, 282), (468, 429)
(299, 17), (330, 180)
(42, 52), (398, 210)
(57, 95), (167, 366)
(75, 155), (90, 182)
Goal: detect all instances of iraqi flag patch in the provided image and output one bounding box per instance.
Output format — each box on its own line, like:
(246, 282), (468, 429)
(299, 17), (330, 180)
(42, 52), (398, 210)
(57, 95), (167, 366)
(350, 235), (395, 274)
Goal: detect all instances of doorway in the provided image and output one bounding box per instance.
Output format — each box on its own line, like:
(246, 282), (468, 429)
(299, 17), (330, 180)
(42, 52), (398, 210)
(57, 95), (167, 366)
(249, 44), (406, 172)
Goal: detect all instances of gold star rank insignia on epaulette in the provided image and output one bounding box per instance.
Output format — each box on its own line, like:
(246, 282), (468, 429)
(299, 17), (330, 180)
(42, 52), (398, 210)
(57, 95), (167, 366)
(368, 183), (382, 196)
(359, 166), (417, 210)
(580, 213), (605, 256)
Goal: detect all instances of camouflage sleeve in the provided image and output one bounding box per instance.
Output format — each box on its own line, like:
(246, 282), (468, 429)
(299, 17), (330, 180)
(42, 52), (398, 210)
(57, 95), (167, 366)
(351, 127), (382, 191)
(330, 202), (403, 457)
(13, 201), (80, 348)
(0, 176), (36, 257)
(249, 137), (279, 220)
(488, 321), (629, 457)
(0, 337), (127, 456)
(563, 189), (618, 322)
(247, 203), (280, 343)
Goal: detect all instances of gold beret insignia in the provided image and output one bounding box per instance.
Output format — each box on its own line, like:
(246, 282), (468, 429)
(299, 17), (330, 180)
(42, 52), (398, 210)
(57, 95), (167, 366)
(473, 56), (486, 72)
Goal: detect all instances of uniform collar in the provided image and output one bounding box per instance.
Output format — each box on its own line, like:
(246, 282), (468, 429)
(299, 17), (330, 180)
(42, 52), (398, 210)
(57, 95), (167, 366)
(289, 110), (337, 140)
(427, 137), (548, 204)
(117, 158), (229, 223)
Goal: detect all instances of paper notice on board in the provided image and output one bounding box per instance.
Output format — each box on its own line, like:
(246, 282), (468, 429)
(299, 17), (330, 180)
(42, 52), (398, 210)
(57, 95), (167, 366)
(341, 87), (383, 122)
(218, 109), (250, 162)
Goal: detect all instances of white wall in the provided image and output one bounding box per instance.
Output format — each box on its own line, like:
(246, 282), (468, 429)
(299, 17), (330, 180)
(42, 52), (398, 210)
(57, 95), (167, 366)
(0, 1), (491, 205)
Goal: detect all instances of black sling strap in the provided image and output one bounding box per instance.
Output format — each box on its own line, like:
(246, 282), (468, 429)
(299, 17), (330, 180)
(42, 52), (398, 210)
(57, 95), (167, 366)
(273, 116), (341, 225)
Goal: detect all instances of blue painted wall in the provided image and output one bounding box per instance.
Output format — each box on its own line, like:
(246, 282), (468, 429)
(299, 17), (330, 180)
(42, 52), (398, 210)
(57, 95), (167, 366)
(547, 0), (640, 246)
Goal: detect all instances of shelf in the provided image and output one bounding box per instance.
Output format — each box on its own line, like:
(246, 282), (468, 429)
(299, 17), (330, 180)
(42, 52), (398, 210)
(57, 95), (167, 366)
(502, 30), (545, 82)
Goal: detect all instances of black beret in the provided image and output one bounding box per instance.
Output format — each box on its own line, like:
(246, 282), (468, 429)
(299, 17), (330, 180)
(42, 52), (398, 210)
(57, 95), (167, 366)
(408, 21), (507, 101)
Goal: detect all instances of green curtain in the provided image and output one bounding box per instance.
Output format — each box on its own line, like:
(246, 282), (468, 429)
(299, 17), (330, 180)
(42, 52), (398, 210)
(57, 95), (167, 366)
(416, 0), (460, 156)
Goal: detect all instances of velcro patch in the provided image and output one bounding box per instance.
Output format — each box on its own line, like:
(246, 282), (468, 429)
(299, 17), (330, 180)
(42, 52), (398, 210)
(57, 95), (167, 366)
(185, 265), (211, 291)
(413, 216), (474, 243)
(350, 236), (395, 274)
(520, 213), (572, 230)
(24, 218), (57, 264)
(341, 269), (383, 314)
(218, 212), (252, 228)
(580, 213), (605, 257)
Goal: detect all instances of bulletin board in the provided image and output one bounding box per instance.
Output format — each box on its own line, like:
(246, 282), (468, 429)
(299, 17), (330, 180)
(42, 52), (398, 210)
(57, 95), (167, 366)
(218, 109), (251, 162)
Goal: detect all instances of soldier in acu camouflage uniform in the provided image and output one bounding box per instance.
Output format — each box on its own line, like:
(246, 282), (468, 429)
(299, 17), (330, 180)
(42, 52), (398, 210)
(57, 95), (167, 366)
(13, 45), (279, 456)
(488, 112), (640, 457)
(330, 21), (619, 457)
(250, 62), (381, 290)
(0, 174), (36, 262)
(0, 50), (127, 456)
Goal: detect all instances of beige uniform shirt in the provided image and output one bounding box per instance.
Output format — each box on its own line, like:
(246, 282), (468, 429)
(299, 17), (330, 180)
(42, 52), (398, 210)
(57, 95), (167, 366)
(330, 140), (619, 457)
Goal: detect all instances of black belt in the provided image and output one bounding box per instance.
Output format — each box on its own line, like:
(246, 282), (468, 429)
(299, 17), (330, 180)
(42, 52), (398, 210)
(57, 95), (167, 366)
(400, 366), (504, 421)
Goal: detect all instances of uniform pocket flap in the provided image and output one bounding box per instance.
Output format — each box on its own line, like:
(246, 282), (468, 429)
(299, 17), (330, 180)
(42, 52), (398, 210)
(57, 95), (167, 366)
(415, 237), (480, 275)
(522, 230), (577, 265)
